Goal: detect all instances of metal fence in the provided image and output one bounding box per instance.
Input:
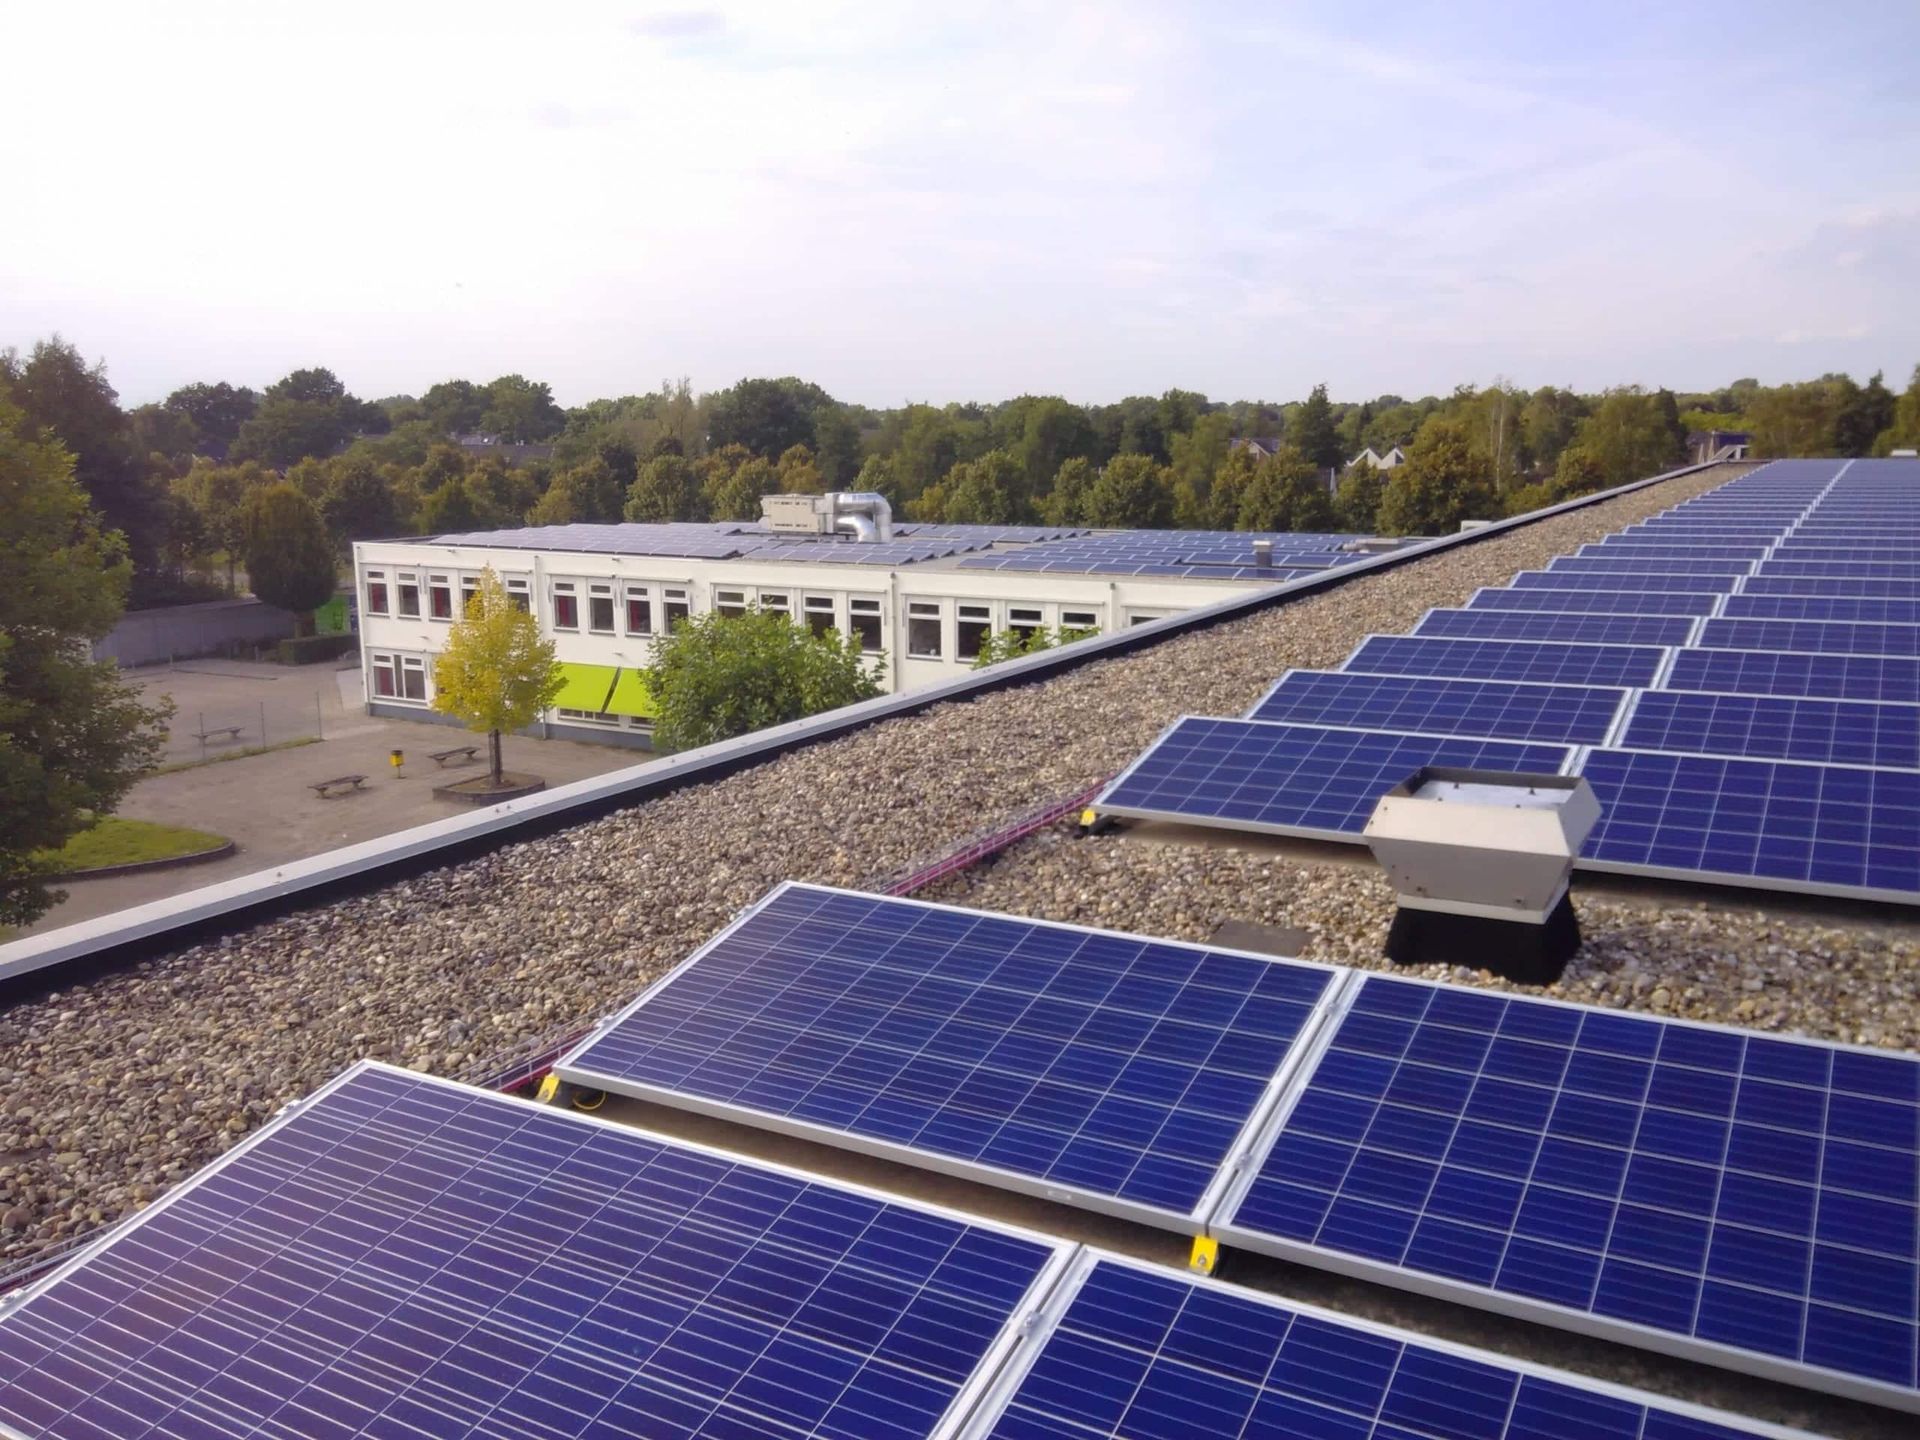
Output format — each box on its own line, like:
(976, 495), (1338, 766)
(157, 690), (333, 764)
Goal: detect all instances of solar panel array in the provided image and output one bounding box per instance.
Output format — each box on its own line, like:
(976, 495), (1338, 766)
(1214, 973), (1920, 1404)
(957, 528), (1373, 580)
(0, 1059), (1823, 1439)
(558, 882), (1340, 1225)
(1093, 457), (1920, 903)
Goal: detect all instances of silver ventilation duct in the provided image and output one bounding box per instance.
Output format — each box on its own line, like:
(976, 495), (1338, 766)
(827, 491), (893, 542)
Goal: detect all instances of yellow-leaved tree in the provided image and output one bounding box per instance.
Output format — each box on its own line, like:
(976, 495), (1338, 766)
(431, 566), (561, 786)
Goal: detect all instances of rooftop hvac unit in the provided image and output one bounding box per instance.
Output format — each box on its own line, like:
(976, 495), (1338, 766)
(1362, 767), (1600, 984)
(759, 492), (895, 541)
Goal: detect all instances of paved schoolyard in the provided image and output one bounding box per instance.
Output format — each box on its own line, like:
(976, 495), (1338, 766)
(29, 659), (651, 933)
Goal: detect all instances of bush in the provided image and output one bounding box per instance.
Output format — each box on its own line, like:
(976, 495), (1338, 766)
(276, 633), (357, 665)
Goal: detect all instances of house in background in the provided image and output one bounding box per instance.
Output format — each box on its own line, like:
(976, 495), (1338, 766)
(1346, 445), (1406, 472)
(1229, 435), (1286, 461)
(1686, 430), (1751, 464)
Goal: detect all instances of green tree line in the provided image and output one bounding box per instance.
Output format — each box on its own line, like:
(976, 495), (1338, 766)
(8, 335), (1920, 610)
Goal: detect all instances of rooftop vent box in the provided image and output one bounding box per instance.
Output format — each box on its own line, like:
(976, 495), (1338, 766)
(1363, 767), (1600, 985)
(761, 494), (832, 534)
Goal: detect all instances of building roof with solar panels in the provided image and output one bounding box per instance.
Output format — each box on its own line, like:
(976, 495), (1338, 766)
(5, 455), (1920, 1440)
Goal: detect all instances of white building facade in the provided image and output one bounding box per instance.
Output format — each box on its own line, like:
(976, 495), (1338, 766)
(351, 523), (1336, 748)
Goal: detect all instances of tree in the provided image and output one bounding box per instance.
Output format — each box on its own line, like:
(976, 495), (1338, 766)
(1376, 417), (1496, 535)
(705, 377), (833, 457)
(812, 404), (863, 486)
(318, 457), (400, 547)
(1167, 413), (1235, 528)
(926, 449), (1021, 524)
(1881, 365), (1920, 454)
(416, 475), (480, 533)
(162, 381), (258, 458)
(971, 623), (1099, 669)
(242, 483), (335, 633)
(1571, 387), (1687, 482)
(1520, 387), (1585, 474)
(1043, 457), (1093, 526)
(1, 336), (162, 579)
(1335, 460), (1387, 532)
(479, 374), (566, 442)
(419, 379), (488, 434)
(775, 443), (824, 494)
(431, 567), (562, 786)
(0, 399), (170, 926)
(625, 454), (699, 522)
(1835, 372), (1896, 457)
(704, 453), (778, 521)
(1291, 383), (1343, 473)
(231, 366), (366, 468)
(1238, 447), (1335, 531)
(641, 607), (883, 751)
(1084, 454), (1173, 528)
(174, 460), (267, 592)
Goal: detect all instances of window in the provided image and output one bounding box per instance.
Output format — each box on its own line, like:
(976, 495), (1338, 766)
(957, 603), (992, 662)
(1008, 606), (1044, 645)
(759, 591), (791, 618)
(365, 572), (389, 616)
(428, 574), (453, 621)
(715, 588), (748, 619)
(849, 596), (883, 654)
(1127, 609), (1172, 627)
(552, 581), (578, 630)
(371, 654), (397, 697)
(1060, 609), (1099, 635)
(506, 577), (531, 612)
(589, 582), (615, 633)
(664, 588), (690, 630)
(624, 586), (652, 635)
(396, 575), (421, 618)
(804, 594), (836, 638)
(460, 575), (479, 613)
(558, 707), (620, 727)
(907, 601), (942, 659)
(400, 657), (427, 701)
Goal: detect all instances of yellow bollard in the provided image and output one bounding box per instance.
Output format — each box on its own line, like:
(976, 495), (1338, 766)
(390, 748), (405, 778)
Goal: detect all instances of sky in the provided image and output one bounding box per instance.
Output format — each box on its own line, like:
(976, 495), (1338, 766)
(4, 1), (1917, 410)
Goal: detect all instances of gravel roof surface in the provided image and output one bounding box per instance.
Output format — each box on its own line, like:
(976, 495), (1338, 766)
(5, 463), (1915, 1436)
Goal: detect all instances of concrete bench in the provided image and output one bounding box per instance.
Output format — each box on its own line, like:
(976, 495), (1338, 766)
(308, 774), (367, 799)
(194, 725), (245, 744)
(429, 745), (481, 768)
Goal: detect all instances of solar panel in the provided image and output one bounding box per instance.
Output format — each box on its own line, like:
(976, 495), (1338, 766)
(1547, 555), (1758, 578)
(0, 1063), (1072, 1440)
(556, 883), (1341, 1228)
(1248, 670), (1628, 745)
(1213, 972), (1920, 1410)
(1760, 560), (1920, 581)
(1620, 690), (1920, 769)
(1582, 542), (1772, 560)
(1094, 717), (1571, 840)
(1511, 569), (1738, 593)
(1576, 748), (1920, 900)
(1742, 576), (1920, 599)
(740, 539), (976, 564)
(959, 1251), (1816, 1440)
(1663, 648), (1920, 705)
(1774, 546), (1920, 562)
(1724, 595), (1920, 625)
(434, 523), (748, 559)
(1342, 635), (1670, 688)
(1470, 587), (1723, 617)
(1416, 609), (1698, 646)
(1697, 618), (1920, 658)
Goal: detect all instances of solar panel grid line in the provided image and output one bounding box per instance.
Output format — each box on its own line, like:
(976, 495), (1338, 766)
(1599, 690), (1643, 749)
(1413, 609), (1700, 647)
(1244, 670), (1632, 747)
(1618, 691), (1920, 771)
(1209, 972), (1920, 1412)
(555, 882), (1349, 1232)
(0, 1062), (1083, 1440)
(1699, 619), (1920, 659)
(948, 1249), (1829, 1440)
(1468, 587), (1724, 618)
(1661, 649), (1920, 706)
(1337, 635), (1671, 690)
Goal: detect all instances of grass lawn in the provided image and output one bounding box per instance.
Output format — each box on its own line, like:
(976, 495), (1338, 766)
(45, 817), (230, 872)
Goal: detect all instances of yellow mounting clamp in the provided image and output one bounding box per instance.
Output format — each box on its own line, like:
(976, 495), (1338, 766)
(1079, 809), (1097, 828)
(1188, 1236), (1220, 1277)
(534, 1074), (560, 1105)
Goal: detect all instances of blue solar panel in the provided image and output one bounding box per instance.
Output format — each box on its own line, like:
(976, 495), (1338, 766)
(1248, 670), (1627, 745)
(1095, 718), (1571, 839)
(1621, 690), (1920, 769)
(1583, 542), (1772, 559)
(1761, 560), (1920, 581)
(1773, 546), (1920, 562)
(1512, 569), (1738, 593)
(1548, 555), (1757, 578)
(968, 1253), (1804, 1440)
(1698, 618), (1920, 658)
(1469, 587), (1722, 617)
(0, 1063), (1068, 1440)
(558, 884), (1338, 1225)
(1742, 576), (1920, 599)
(1343, 635), (1669, 688)
(1416, 609), (1698, 646)
(1217, 973), (1920, 1407)
(1577, 748), (1920, 898)
(1725, 595), (1920, 624)
(1664, 649), (1920, 705)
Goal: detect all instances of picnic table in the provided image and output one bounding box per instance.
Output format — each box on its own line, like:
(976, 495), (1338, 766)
(308, 774), (367, 799)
